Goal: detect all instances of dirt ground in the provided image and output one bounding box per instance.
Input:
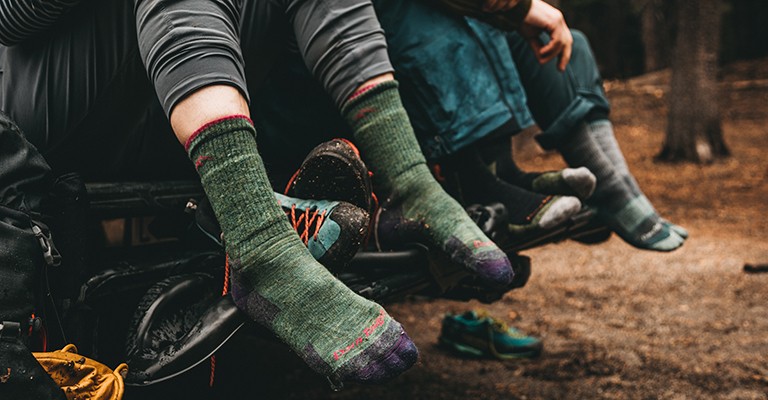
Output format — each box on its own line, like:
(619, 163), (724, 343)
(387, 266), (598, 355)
(158, 58), (768, 400)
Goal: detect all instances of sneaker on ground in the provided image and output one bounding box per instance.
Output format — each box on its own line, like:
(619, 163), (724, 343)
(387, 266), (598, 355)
(438, 310), (543, 359)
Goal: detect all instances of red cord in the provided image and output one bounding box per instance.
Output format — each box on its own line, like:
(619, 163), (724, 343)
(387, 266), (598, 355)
(211, 254), (232, 388)
(222, 254), (231, 296)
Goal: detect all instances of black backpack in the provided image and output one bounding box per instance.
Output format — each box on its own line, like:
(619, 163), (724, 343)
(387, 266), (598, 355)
(0, 111), (68, 399)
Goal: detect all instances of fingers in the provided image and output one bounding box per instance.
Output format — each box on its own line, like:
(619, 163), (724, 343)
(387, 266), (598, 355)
(520, 0), (573, 69)
(534, 25), (573, 70)
(537, 38), (561, 64)
(527, 37), (546, 64)
(557, 37), (572, 71)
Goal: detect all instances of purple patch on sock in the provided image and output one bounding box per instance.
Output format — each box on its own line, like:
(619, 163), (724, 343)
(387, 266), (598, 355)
(445, 236), (513, 285)
(303, 342), (333, 375)
(355, 328), (418, 383)
(374, 204), (427, 250)
(335, 319), (418, 384)
(230, 269), (281, 325)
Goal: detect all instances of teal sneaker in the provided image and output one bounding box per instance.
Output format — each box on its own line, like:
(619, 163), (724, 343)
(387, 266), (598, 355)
(438, 310), (543, 359)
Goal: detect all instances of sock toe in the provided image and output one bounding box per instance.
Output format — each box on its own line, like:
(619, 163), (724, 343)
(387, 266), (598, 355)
(665, 221), (689, 239)
(537, 196), (582, 229)
(562, 167), (597, 199)
(339, 322), (419, 384)
(445, 236), (513, 285)
(473, 248), (514, 285)
(646, 230), (685, 252)
(608, 215), (686, 252)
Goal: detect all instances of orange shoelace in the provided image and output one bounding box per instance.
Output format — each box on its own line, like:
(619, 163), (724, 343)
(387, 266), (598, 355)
(286, 204), (327, 244)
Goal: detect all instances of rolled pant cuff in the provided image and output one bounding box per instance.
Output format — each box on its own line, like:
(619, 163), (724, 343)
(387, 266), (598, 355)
(534, 95), (597, 150)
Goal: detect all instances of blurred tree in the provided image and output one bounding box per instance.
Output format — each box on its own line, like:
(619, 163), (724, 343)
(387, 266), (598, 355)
(634, 0), (675, 72)
(659, 0), (729, 163)
(555, 0), (767, 79)
(726, 0), (768, 62)
(557, 0), (645, 78)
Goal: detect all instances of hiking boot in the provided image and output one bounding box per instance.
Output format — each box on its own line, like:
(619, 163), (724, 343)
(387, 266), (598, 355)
(194, 192), (369, 270)
(285, 138), (373, 214)
(275, 193), (369, 269)
(438, 310), (542, 359)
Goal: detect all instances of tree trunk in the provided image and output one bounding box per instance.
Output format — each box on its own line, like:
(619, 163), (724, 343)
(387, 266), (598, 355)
(637, 0), (675, 72)
(659, 0), (729, 163)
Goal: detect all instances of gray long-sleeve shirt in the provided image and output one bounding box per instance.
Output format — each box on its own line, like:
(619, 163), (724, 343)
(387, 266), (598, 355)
(0, 0), (81, 45)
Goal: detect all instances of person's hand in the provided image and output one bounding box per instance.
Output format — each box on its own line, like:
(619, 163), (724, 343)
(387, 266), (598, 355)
(482, 0), (522, 13)
(518, 0), (572, 71)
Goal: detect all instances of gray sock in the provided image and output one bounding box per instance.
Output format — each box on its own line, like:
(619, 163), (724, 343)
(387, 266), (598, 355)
(589, 120), (688, 239)
(558, 123), (684, 251)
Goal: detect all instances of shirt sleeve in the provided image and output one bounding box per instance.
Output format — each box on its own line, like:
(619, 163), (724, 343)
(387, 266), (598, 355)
(0, 0), (82, 46)
(286, 0), (394, 109)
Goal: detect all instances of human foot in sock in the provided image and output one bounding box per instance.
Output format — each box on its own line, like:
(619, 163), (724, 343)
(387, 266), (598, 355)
(444, 146), (583, 235)
(492, 144), (596, 200)
(635, 194), (688, 238)
(343, 80), (513, 286)
(666, 220), (689, 238)
(187, 116), (417, 383)
(529, 168), (596, 200)
(557, 122), (684, 251)
(586, 120), (688, 240)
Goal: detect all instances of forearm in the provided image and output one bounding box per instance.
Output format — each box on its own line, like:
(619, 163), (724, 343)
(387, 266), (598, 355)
(0, 0), (82, 45)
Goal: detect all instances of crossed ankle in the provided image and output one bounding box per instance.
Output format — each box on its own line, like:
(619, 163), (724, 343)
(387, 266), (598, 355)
(229, 261), (418, 383)
(374, 188), (513, 286)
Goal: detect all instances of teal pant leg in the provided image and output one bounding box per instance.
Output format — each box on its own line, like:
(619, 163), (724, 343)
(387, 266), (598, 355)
(508, 30), (610, 149)
(374, 0), (534, 160)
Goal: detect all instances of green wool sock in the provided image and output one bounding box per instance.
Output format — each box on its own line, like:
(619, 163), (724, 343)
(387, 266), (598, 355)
(185, 116), (417, 383)
(342, 81), (512, 285)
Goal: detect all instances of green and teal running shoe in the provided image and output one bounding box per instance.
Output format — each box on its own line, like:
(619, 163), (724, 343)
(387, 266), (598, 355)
(438, 310), (543, 359)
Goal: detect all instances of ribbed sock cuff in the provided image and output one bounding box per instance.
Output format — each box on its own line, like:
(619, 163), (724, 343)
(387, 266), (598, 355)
(184, 115), (254, 156)
(341, 80), (400, 119)
(340, 80), (428, 188)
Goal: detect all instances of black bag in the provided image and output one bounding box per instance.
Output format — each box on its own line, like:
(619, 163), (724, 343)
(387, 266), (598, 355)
(0, 205), (58, 330)
(0, 111), (60, 341)
(0, 112), (67, 399)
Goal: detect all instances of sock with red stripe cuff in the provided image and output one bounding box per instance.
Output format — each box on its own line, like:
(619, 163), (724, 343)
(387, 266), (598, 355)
(185, 115), (417, 383)
(343, 81), (514, 286)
